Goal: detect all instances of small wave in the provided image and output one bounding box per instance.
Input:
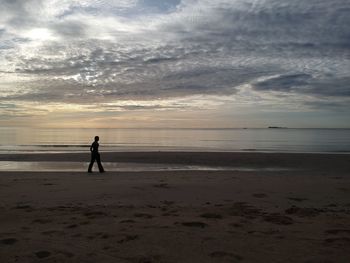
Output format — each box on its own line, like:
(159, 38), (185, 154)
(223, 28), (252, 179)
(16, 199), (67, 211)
(18, 144), (90, 148)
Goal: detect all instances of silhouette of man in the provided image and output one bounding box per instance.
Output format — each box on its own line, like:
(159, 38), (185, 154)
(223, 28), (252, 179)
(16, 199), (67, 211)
(88, 136), (105, 173)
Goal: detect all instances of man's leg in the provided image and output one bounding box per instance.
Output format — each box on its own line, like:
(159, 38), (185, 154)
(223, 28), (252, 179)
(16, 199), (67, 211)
(88, 155), (95, 172)
(96, 154), (105, 173)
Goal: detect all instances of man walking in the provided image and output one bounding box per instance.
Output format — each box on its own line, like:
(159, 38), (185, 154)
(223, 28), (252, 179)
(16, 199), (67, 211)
(88, 136), (105, 173)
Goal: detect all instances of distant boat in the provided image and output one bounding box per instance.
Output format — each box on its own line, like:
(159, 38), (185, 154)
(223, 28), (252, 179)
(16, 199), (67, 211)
(268, 126), (287, 129)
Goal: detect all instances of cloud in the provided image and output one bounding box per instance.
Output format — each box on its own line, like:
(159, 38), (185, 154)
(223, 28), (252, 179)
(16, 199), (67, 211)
(252, 74), (311, 92)
(50, 19), (88, 38)
(252, 74), (350, 97)
(0, 0), (349, 117)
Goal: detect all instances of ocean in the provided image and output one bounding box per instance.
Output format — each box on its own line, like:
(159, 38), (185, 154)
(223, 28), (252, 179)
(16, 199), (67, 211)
(0, 127), (349, 154)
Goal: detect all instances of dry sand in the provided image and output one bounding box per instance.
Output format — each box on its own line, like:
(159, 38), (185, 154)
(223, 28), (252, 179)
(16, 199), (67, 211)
(0, 152), (350, 262)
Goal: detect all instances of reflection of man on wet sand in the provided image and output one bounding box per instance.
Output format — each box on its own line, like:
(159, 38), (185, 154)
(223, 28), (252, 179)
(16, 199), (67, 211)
(88, 136), (105, 173)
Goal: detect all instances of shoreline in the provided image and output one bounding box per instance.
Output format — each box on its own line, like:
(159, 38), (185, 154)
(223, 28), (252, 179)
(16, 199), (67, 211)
(0, 151), (349, 172)
(1, 149), (350, 154)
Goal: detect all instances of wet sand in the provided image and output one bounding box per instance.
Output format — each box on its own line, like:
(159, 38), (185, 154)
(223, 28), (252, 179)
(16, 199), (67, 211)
(0, 152), (349, 262)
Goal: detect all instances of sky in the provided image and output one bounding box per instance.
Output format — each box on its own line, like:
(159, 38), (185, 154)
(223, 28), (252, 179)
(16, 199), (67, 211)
(0, 0), (349, 128)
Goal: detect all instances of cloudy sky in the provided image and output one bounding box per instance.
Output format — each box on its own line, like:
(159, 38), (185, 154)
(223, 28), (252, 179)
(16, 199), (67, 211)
(0, 0), (349, 128)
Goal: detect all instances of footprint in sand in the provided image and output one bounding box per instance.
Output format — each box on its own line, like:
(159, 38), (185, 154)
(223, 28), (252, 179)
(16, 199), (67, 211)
(15, 205), (32, 209)
(179, 222), (208, 228)
(134, 213), (154, 219)
(229, 202), (261, 219)
(285, 206), (322, 217)
(132, 186), (146, 191)
(327, 203), (337, 207)
(209, 251), (243, 261)
(325, 229), (350, 235)
(41, 230), (65, 236)
(32, 218), (53, 224)
(287, 197), (308, 202)
(337, 187), (350, 193)
(35, 251), (51, 259)
(252, 193), (268, 198)
(324, 237), (350, 245)
(88, 232), (111, 240)
(162, 210), (179, 217)
(84, 211), (108, 219)
(200, 213), (223, 219)
(1, 238), (17, 245)
(58, 251), (75, 258)
(120, 219), (136, 223)
(153, 183), (171, 189)
(117, 234), (139, 244)
(263, 213), (294, 225)
(127, 255), (161, 263)
(161, 200), (175, 205)
(229, 223), (244, 228)
(66, 224), (78, 229)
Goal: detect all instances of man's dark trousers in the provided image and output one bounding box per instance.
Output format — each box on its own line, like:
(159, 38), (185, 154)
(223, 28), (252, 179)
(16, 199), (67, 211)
(88, 153), (104, 172)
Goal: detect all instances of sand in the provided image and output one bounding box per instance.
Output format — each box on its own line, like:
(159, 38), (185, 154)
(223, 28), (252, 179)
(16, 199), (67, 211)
(0, 152), (350, 262)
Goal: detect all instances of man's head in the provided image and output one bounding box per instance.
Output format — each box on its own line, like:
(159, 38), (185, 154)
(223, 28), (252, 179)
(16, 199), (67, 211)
(94, 136), (99, 142)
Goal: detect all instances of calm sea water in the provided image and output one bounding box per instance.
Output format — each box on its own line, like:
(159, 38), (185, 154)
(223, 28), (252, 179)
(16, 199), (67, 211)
(0, 127), (349, 153)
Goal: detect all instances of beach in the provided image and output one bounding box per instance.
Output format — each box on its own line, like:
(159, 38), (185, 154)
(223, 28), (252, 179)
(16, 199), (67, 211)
(0, 152), (350, 262)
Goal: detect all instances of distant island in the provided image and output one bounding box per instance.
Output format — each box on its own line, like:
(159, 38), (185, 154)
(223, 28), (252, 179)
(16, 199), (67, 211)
(268, 126), (288, 129)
